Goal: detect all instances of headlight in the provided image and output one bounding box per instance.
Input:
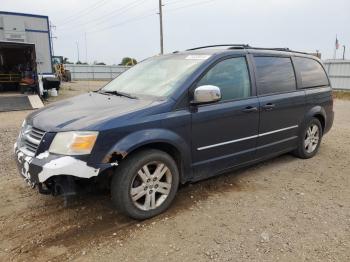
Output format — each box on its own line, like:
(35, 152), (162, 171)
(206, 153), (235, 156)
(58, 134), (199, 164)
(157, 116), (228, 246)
(18, 120), (31, 144)
(18, 120), (26, 139)
(49, 131), (98, 155)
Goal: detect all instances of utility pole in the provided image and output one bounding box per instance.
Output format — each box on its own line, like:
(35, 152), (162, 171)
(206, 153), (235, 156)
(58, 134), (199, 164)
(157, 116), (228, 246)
(84, 32), (88, 64)
(49, 21), (57, 56)
(343, 45), (346, 60)
(76, 41), (80, 62)
(333, 34), (338, 59)
(158, 0), (164, 54)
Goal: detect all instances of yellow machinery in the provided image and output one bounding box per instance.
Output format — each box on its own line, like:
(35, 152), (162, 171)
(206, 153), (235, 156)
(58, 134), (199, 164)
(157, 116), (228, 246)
(52, 56), (71, 82)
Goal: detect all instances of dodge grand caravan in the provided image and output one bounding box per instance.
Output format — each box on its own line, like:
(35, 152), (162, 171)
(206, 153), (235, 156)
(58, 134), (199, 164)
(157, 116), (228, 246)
(14, 45), (334, 219)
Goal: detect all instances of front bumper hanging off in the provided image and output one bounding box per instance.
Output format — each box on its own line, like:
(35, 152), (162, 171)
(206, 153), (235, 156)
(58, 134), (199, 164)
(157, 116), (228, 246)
(14, 143), (103, 194)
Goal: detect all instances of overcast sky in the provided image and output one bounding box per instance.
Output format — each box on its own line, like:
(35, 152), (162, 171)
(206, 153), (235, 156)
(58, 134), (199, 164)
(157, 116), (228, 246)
(2, 0), (349, 64)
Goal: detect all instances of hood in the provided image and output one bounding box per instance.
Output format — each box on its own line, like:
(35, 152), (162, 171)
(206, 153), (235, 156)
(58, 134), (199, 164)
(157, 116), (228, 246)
(28, 92), (156, 131)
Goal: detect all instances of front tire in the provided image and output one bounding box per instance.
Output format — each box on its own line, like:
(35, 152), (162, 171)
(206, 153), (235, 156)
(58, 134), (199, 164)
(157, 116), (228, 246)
(111, 149), (179, 220)
(294, 118), (323, 159)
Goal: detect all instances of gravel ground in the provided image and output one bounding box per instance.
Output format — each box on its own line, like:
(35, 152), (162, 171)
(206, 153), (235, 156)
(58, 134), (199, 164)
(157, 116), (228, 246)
(0, 82), (349, 261)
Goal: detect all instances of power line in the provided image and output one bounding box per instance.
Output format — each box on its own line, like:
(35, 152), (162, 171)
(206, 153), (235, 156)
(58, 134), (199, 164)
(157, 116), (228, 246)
(56, 5), (157, 38)
(163, 0), (188, 6)
(56, 0), (218, 43)
(86, 0), (216, 35)
(86, 11), (156, 34)
(57, 0), (111, 25)
(88, 0), (148, 27)
(56, 0), (112, 26)
(58, 0), (148, 29)
(165, 0), (216, 12)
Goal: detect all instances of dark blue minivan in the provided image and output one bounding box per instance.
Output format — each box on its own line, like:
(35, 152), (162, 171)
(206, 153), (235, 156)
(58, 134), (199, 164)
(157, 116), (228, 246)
(15, 45), (334, 219)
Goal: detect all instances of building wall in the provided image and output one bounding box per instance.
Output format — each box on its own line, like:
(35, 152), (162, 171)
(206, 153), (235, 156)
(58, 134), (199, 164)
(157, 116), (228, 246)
(0, 11), (52, 74)
(64, 64), (129, 80)
(323, 60), (350, 90)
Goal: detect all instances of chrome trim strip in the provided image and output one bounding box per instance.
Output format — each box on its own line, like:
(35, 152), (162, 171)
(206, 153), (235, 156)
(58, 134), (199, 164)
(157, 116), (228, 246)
(197, 135), (258, 151)
(25, 134), (41, 145)
(197, 125), (298, 151)
(258, 125), (299, 137)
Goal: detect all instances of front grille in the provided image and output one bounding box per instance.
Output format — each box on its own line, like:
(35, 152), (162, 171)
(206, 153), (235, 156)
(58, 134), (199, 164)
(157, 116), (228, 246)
(23, 127), (45, 155)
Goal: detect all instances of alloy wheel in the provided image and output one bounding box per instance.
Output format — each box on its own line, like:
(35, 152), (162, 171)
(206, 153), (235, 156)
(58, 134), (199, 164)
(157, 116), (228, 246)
(304, 124), (320, 153)
(130, 161), (172, 211)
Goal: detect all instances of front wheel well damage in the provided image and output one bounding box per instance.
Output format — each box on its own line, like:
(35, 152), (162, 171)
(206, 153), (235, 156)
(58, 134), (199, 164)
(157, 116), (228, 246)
(43, 174), (111, 196)
(114, 142), (184, 182)
(43, 175), (78, 196)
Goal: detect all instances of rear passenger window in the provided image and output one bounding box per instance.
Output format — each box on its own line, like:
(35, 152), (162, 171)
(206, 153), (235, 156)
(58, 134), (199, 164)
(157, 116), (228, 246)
(294, 57), (329, 88)
(197, 57), (251, 101)
(254, 57), (296, 95)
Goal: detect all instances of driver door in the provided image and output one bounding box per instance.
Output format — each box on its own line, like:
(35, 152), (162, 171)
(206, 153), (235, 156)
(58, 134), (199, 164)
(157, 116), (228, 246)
(191, 56), (259, 179)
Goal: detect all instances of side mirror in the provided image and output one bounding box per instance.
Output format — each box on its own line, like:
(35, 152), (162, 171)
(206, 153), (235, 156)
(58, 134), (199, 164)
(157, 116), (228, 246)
(192, 85), (221, 104)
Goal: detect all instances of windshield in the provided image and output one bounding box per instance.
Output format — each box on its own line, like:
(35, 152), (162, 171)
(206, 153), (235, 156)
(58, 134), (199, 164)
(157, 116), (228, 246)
(101, 54), (209, 98)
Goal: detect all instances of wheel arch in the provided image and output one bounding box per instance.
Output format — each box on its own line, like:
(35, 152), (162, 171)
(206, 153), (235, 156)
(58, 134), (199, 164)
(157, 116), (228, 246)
(127, 142), (184, 180)
(304, 106), (326, 133)
(313, 114), (325, 133)
(102, 129), (192, 183)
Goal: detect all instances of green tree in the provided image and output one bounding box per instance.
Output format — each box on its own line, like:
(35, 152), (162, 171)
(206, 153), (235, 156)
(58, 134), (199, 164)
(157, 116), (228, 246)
(119, 57), (137, 66)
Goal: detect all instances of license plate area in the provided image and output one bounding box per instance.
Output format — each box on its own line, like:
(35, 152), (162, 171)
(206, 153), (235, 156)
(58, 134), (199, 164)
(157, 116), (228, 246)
(15, 149), (36, 188)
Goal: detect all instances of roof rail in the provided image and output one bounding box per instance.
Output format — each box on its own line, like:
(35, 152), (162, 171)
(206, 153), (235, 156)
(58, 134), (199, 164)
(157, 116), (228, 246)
(247, 46), (311, 55)
(186, 44), (250, 51)
(186, 45), (312, 56)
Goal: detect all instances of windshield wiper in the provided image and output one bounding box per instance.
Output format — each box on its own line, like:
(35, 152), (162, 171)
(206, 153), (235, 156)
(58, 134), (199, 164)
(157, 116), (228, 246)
(98, 90), (137, 99)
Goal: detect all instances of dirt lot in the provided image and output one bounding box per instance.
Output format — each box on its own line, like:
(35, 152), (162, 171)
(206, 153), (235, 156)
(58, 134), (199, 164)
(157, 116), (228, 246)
(0, 82), (349, 261)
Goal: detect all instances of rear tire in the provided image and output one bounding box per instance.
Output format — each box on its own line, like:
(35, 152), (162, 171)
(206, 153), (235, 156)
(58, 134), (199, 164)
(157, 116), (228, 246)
(293, 118), (323, 159)
(111, 149), (179, 220)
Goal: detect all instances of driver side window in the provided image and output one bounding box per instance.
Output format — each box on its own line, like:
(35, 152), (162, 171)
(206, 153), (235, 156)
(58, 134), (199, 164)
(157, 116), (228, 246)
(197, 57), (251, 101)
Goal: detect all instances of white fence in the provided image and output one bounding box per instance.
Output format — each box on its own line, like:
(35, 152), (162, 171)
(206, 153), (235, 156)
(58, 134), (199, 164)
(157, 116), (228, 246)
(64, 61), (350, 90)
(64, 64), (129, 80)
(323, 60), (350, 90)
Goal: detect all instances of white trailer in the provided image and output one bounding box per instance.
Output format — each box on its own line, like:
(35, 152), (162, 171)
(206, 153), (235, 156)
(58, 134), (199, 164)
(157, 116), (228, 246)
(0, 11), (53, 75)
(0, 11), (58, 111)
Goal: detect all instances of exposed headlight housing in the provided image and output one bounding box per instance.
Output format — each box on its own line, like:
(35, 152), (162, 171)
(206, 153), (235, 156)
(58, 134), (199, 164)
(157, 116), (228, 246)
(17, 120), (31, 146)
(49, 131), (98, 155)
(18, 120), (26, 139)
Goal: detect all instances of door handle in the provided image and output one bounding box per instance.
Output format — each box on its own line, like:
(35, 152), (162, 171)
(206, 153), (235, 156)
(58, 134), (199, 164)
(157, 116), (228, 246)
(262, 103), (275, 111)
(242, 106), (258, 113)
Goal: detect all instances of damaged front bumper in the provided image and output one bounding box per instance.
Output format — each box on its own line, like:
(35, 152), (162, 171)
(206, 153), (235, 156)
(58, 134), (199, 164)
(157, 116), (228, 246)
(14, 144), (114, 194)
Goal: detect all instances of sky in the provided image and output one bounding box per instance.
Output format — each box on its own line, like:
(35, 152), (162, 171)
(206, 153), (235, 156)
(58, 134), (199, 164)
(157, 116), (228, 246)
(1, 0), (349, 65)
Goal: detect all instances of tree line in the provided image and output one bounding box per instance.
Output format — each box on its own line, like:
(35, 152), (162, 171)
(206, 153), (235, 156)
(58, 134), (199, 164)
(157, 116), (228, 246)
(63, 57), (137, 66)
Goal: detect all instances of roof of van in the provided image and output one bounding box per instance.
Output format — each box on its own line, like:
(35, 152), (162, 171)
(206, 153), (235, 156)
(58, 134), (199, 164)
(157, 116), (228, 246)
(173, 45), (320, 59)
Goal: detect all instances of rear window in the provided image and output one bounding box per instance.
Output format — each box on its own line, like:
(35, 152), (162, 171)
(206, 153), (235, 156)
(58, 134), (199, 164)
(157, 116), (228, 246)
(294, 57), (329, 88)
(254, 56), (296, 95)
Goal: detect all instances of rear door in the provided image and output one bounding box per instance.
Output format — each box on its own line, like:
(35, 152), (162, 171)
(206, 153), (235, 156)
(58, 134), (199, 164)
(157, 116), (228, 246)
(293, 57), (333, 128)
(191, 56), (259, 179)
(253, 55), (306, 157)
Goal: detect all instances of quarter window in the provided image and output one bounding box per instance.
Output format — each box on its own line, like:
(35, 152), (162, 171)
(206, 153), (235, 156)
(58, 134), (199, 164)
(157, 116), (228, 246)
(197, 57), (251, 101)
(294, 57), (329, 88)
(254, 56), (296, 95)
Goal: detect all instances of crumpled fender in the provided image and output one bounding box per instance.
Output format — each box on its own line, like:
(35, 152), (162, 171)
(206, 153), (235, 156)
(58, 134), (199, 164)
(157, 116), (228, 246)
(102, 128), (192, 181)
